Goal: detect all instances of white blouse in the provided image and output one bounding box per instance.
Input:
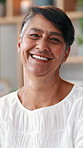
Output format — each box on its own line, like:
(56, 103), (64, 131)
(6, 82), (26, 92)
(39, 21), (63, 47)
(0, 85), (83, 148)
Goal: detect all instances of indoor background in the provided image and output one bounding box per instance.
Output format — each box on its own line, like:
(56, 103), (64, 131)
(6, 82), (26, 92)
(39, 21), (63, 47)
(0, 0), (83, 96)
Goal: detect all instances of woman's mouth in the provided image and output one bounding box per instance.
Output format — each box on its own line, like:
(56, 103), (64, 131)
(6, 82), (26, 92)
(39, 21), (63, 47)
(30, 53), (52, 61)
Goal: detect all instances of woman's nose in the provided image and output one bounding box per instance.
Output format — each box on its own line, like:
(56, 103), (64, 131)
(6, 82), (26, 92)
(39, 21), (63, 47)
(36, 38), (49, 52)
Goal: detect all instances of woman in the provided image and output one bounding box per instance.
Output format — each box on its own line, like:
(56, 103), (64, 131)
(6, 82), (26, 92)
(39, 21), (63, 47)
(0, 5), (83, 148)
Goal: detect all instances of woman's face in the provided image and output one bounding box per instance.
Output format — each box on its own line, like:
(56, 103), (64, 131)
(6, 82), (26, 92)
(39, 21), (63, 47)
(18, 14), (70, 77)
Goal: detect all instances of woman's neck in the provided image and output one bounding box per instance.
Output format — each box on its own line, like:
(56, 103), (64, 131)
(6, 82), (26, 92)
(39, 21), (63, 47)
(18, 70), (73, 110)
(18, 75), (63, 110)
(24, 68), (60, 90)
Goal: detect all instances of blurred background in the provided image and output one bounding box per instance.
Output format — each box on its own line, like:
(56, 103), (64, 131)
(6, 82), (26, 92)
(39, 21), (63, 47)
(0, 0), (83, 97)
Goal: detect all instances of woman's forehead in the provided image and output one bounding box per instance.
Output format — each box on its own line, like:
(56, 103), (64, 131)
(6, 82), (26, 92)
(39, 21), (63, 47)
(21, 14), (63, 39)
(24, 14), (61, 32)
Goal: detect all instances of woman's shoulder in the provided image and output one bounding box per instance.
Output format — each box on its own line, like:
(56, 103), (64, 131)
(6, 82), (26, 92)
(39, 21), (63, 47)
(60, 80), (83, 103)
(62, 79), (83, 100)
(60, 82), (83, 112)
(0, 91), (18, 112)
(0, 90), (17, 102)
(68, 85), (83, 122)
(66, 85), (83, 113)
(65, 84), (83, 103)
(0, 91), (18, 122)
(73, 85), (83, 97)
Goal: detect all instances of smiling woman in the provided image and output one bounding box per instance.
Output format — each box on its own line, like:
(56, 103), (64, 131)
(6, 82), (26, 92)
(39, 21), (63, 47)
(0, 5), (83, 148)
(18, 14), (68, 77)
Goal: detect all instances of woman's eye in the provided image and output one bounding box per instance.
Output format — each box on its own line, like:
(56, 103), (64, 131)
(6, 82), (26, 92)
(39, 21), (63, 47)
(29, 34), (40, 39)
(50, 38), (60, 43)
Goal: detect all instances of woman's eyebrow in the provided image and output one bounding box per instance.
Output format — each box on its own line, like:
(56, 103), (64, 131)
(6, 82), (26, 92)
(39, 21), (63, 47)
(29, 28), (43, 33)
(29, 28), (63, 38)
(49, 32), (63, 38)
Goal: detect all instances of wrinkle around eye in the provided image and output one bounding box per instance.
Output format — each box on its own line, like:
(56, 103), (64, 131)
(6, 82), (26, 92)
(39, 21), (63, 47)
(49, 38), (61, 44)
(29, 34), (41, 40)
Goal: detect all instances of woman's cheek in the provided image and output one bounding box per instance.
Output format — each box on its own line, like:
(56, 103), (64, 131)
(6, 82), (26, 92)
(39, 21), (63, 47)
(21, 39), (36, 51)
(52, 49), (63, 58)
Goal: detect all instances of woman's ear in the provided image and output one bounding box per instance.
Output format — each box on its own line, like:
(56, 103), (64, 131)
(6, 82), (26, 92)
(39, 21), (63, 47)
(63, 47), (71, 63)
(17, 36), (22, 53)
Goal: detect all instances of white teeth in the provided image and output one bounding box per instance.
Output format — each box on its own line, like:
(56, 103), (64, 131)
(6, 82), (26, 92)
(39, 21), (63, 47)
(32, 55), (48, 61)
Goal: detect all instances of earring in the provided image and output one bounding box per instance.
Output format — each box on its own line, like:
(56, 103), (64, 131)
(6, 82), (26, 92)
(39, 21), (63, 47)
(18, 48), (21, 53)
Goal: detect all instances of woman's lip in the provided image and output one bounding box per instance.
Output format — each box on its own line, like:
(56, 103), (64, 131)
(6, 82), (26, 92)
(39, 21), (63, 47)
(29, 53), (53, 60)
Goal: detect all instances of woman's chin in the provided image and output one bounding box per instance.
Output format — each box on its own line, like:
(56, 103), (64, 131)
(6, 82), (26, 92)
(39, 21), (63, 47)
(29, 70), (48, 77)
(25, 66), (48, 77)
